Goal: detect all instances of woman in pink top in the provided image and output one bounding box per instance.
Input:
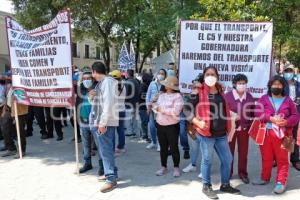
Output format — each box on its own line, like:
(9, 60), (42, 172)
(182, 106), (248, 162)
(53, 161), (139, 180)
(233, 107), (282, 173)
(153, 76), (184, 177)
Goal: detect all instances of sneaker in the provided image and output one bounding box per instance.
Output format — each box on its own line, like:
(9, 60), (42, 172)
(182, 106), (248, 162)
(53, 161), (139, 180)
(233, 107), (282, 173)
(203, 184), (218, 199)
(100, 182), (117, 193)
(98, 175), (106, 182)
(292, 161), (300, 171)
(182, 163), (197, 173)
(240, 176), (250, 184)
(220, 184), (241, 194)
(157, 144), (161, 152)
(146, 143), (156, 149)
(252, 179), (270, 185)
(1, 150), (17, 157)
(56, 136), (63, 141)
(41, 134), (49, 140)
(0, 146), (7, 151)
(14, 152), (26, 159)
(184, 150), (190, 159)
(156, 167), (168, 176)
(125, 133), (134, 137)
(273, 182), (286, 194)
(115, 148), (126, 154)
(79, 164), (93, 174)
(198, 173), (203, 179)
(173, 167), (181, 177)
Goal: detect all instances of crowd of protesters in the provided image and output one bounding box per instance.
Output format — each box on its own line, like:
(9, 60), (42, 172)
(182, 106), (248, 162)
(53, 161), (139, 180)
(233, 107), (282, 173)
(1, 61), (300, 198)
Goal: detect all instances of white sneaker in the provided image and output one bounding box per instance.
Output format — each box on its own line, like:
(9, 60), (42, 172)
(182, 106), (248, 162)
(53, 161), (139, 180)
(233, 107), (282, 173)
(198, 173), (203, 179)
(182, 163), (197, 173)
(157, 144), (161, 152)
(146, 143), (156, 149)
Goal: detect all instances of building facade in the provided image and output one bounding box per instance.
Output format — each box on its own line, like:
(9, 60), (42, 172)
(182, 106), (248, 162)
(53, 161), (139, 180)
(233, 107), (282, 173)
(0, 11), (154, 74)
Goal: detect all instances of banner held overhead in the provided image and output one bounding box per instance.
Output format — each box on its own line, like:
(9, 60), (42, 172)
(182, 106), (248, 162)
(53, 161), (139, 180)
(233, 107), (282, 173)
(179, 21), (273, 98)
(6, 10), (74, 107)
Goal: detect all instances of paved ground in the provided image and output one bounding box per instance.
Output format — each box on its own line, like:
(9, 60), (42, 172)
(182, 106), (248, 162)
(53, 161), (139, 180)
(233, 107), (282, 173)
(0, 124), (300, 200)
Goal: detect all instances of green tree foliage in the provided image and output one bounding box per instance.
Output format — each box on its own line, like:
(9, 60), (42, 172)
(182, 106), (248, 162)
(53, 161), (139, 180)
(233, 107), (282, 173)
(10, 0), (300, 70)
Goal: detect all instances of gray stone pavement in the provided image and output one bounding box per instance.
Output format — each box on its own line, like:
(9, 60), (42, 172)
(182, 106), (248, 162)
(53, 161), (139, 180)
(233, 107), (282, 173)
(0, 124), (300, 200)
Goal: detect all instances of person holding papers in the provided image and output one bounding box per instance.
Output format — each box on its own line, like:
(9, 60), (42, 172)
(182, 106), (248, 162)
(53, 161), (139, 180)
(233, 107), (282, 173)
(225, 74), (255, 184)
(253, 75), (299, 194)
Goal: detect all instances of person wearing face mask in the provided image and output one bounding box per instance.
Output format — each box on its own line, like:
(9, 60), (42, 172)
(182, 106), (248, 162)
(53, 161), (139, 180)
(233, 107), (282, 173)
(76, 68), (101, 174)
(153, 76), (184, 177)
(253, 75), (299, 194)
(282, 64), (300, 171)
(191, 66), (240, 199)
(225, 74), (255, 184)
(145, 69), (167, 151)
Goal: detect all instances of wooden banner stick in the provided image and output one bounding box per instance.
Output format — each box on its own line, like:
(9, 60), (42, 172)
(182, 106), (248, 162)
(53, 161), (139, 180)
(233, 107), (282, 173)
(13, 100), (23, 159)
(73, 106), (80, 175)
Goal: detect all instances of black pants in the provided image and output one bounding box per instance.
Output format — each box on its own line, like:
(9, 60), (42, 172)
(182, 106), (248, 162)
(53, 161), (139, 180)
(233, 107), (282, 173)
(157, 123), (180, 168)
(291, 123), (300, 163)
(1, 114), (27, 152)
(26, 106), (47, 135)
(1, 113), (16, 151)
(0, 106), (3, 139)
(45, 107), (63, 137)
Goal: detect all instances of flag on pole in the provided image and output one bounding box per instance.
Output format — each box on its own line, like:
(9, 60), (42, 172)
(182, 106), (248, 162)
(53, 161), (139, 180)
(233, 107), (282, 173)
(129, 40), (136, 68)
(118, 42), (130, 71)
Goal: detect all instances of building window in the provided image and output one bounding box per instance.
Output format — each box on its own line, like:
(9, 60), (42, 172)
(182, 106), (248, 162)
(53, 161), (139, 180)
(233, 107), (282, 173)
(72, 43), (77, 57)
(96, 46), (101, 59)
(85, 45), (89, 58)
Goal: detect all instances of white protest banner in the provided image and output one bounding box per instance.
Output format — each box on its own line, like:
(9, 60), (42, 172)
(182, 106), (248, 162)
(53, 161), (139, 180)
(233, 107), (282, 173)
(6, 10), (74, 107)
(179, 21), (273, 98)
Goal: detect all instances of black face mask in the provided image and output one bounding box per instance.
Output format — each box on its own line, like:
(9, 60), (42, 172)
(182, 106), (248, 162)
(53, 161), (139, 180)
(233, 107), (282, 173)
(271, 87), (283, 96)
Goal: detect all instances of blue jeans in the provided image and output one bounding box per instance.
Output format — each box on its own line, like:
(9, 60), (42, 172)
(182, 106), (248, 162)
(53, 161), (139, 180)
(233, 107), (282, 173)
(90, 126), (102, 160)
(96, 126), (118, 183)
(139, 109), (149, 137)
(124, 107), (139, 135)
(189, 136), (200, 166)
(198, 134), (232, 185)
(149, 111), (157, 144)
(116, 111), (126, 149)
(80, 125), (93, 165)
(179, 112), (190, 151)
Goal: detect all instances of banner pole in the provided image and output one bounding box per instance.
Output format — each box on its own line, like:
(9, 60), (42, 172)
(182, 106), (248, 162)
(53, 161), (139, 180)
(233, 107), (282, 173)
(73, 106), (80, 175)
(174, 17), (180, 70)
(13, 101), (23, 159)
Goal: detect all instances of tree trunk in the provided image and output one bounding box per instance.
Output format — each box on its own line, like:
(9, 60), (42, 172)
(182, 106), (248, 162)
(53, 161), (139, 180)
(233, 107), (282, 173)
(135, 38), (140, 73)
(279, 42), (282, 72)
(139, 47), (155, 73)
(139, 55), (147, 73)
(103, 38), (111, 72)
(157, 42), (161, 56)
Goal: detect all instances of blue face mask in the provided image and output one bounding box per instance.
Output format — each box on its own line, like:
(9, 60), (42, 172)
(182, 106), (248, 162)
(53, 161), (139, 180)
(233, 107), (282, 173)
(295, 75), (300, 82)
(283, 73), (294, 81)
(168, 69), (176, 77)
(83, 80), (92, 88)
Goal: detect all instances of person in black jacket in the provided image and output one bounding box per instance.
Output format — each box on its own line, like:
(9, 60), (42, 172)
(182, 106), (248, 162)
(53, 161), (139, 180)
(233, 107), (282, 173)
(124, 69), (141, 137)
(139, 73), (152, 142)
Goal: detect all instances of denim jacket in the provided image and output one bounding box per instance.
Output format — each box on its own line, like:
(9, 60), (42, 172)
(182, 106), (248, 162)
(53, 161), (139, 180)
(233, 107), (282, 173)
(146, 80), (161, 107)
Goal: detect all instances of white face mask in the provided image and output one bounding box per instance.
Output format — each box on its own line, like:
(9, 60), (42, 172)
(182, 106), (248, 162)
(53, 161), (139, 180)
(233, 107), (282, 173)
(157, 74), (165, 81)
(83, 80), (93, 88)
(236, 84), (247, 93)
(204, 76), (217, 87)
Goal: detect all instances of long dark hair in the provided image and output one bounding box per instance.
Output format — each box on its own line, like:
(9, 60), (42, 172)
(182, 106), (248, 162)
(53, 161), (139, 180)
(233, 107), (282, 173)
(267, 75), (286, 96)
(203, 66), (219, 80)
